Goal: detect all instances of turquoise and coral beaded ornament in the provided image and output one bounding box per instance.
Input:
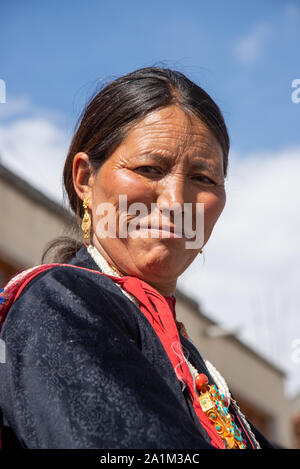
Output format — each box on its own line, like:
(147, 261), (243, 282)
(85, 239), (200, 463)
(195, 373), (247, 449)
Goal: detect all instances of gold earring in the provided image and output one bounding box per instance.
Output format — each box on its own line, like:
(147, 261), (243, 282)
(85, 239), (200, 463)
(200, 249), (203, 254)
(81, 197), (91, 240)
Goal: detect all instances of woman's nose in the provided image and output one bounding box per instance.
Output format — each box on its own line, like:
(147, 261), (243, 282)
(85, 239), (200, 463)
(155, 175), (185, 211)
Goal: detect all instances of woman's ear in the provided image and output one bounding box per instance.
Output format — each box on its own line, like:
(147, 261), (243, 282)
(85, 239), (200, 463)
(72, 152), (93, 202)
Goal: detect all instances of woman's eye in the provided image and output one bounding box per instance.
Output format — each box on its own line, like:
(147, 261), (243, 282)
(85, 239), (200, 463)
(134, 166), (162, 175)
(192, 175), (215, 184)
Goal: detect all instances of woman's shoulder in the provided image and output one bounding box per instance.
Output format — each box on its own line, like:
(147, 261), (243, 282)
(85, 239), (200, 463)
(0, 247), (133, 341)
(9, 245), (120, 308)
(15, 262), (109, 296)
(0, 266), (96, 340)
(5, 264), (107, 316)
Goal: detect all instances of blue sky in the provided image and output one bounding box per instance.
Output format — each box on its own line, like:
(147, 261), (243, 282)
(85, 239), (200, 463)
(1, 1), (300, 395)
(1, 0), (300, 153)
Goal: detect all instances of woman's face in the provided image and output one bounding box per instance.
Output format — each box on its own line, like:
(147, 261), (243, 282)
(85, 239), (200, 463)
(84, 105), (226, 295)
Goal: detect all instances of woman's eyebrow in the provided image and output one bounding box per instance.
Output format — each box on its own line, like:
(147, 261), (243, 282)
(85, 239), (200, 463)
(190, 159), (218, 172)
(136, 153), (222, 174)
(136, 153), (169, 164)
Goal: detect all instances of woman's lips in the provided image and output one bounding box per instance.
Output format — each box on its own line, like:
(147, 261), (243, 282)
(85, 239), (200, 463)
(126, 220), (196, 239)
(139, 227), (183, 238)
(135, 223), (185, 238)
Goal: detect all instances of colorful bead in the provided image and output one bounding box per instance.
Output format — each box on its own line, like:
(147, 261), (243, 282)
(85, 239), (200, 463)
(195, 373), (208, 390)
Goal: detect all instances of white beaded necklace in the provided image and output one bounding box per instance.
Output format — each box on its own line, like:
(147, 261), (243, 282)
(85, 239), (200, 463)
(87, 244), (139, 305)
(87, 244), (260, 449)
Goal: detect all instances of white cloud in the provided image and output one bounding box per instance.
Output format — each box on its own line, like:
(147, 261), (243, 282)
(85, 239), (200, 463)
(178, 146), (300, 395)
(0, 96), (31, 118)
(0, 102), (69, 202)
(234, 4), (300, 65)
(234, 23), (272, 65)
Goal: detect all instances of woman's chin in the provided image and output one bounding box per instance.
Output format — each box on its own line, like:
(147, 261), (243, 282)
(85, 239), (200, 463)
(133, 244), (181, 279)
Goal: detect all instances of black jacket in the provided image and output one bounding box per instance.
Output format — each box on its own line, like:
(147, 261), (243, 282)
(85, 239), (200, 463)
(0, 246), (273, 449)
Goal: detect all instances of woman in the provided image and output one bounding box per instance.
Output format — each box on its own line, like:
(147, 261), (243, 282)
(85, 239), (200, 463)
(0, 67), (272, 449)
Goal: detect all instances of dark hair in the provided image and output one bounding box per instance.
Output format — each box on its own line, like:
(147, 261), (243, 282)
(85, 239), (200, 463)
(43, 66), (230, 263)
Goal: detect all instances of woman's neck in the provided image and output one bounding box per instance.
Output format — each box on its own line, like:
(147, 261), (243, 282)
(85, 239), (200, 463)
(87, 242), (177, 297)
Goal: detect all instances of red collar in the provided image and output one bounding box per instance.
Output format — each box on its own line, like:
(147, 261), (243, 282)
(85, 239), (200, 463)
(164, 295), (176, 321)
